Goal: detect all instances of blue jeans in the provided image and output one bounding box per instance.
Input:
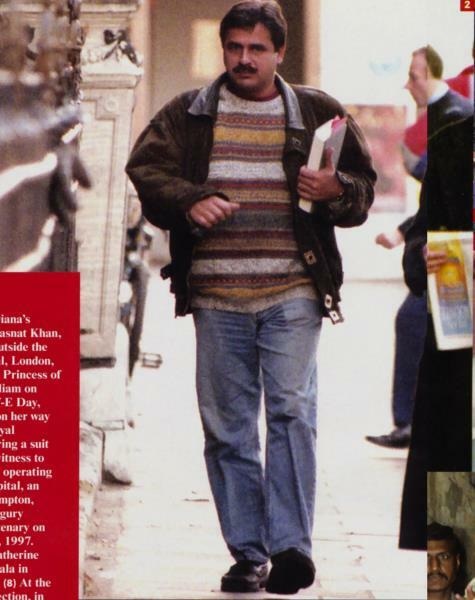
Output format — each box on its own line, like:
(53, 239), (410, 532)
(392, 292), (427, 427)
(193, 298), (322, 564)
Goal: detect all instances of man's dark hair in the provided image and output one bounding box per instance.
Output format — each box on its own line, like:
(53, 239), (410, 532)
(220, 1), (287, 51)
(413, 45), (444, 78)
(427, 522), (463, 553)
(427, 522), (467, 595)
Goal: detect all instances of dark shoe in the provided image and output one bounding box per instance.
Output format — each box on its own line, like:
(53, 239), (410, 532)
(265, 548), (315, 595)
(221, 560), (268, 593)
(365, 424), (411, 448)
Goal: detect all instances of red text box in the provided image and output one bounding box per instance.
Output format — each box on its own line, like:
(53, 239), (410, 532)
(0, 273), (79, 600)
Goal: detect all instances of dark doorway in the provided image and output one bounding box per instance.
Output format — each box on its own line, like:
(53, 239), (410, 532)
(279, 0), (305, 84)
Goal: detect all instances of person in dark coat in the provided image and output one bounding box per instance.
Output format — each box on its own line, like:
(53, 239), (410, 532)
(399, 115), (473, 550)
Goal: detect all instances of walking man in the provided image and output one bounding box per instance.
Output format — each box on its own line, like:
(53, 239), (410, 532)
(127, 1), (375, 594)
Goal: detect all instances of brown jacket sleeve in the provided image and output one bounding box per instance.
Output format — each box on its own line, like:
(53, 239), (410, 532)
(126, 93), (225, 231)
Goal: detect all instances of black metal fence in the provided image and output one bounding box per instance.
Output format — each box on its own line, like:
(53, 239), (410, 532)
(0, 0), (89, 272)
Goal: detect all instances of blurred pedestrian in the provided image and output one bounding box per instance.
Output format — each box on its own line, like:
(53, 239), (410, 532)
(126, 1), (376, 593)
(366, 46), (473, 449)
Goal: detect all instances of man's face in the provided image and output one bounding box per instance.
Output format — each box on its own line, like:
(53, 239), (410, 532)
(222, 23), (285, 100)
(405, 52), (430, 108)
(427, 539), (460, 594)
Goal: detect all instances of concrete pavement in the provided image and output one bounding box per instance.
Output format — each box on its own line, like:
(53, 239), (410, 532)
(83, 270), (426, 599)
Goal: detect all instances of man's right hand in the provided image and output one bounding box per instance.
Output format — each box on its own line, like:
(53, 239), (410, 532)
(425, 245), (448, 274)
(188, 196), (240, 229)
(375, 228), (404, 249)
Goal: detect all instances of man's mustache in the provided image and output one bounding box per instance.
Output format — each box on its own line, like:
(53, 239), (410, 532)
(428, 573), (448, 581)
(233, 64), (258, 74)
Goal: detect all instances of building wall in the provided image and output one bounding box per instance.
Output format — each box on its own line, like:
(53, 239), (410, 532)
(131, 0), (305, 117)
(278, 0), (304, 85)
(150, 0), (235, 114)
(130, 0), (153, 143)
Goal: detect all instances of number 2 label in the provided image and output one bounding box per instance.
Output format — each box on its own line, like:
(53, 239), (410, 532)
(461, 0), (475, 11)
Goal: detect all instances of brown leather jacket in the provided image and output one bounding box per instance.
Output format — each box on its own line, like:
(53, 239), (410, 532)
(126, 74), (376, 322)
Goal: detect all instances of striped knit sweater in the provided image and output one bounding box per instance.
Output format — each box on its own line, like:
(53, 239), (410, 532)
(190, 84), (316, 313)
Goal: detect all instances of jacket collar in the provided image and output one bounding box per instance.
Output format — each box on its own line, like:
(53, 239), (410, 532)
(188, 72), (305, 130)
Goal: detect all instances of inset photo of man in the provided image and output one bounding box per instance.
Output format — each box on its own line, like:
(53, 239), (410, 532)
(428, 472), (475, 600)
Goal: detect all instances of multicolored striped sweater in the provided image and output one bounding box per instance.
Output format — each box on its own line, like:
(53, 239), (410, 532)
(190, 85), (316, 313)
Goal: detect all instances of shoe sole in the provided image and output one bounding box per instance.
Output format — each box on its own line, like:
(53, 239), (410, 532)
(366, 437), (410, 448)
(221, 577), (267, 593)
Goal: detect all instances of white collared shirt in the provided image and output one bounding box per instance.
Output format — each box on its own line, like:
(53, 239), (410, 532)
(428, 81), (449, 105)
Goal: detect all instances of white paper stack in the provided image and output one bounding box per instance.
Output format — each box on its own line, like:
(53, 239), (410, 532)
(299, 116), (348, 213)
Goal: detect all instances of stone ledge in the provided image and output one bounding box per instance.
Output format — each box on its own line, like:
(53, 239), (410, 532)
(79, 421), (103, 599)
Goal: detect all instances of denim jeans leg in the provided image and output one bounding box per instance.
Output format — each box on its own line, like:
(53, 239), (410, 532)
(258, 299), (322, 557)
(193, 308), (268, 564)
(392, 292), (427, 427)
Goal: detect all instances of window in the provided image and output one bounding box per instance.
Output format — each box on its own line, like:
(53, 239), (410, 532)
(191, 19), (222, 80)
